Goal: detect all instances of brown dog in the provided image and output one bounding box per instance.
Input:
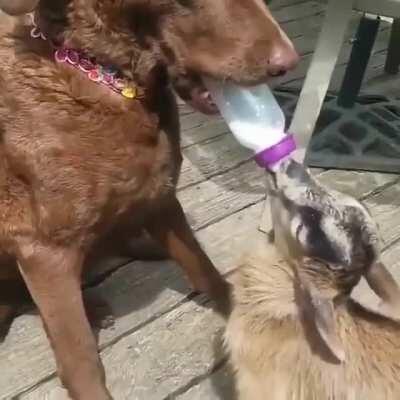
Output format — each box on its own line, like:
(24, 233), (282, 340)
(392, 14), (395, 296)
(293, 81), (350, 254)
(0, 1), (299, 399)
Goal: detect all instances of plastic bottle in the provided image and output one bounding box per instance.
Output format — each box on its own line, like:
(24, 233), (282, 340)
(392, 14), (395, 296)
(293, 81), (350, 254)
(204, 78), (296, 171)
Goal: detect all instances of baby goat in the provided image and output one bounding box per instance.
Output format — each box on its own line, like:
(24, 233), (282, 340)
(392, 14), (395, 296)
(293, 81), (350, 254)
(226, 160), (400, 400)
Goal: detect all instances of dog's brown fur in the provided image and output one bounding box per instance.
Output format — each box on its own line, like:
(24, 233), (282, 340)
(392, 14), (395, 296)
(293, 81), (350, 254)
(0, 1), (298, 398)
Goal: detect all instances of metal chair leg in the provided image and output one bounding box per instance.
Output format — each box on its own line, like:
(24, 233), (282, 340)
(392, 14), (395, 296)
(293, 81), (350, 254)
(337, 13), (380, 108)
(385, 18), (400, 74)
(289, 0), (353, 150)
(260, 0), (354, 234)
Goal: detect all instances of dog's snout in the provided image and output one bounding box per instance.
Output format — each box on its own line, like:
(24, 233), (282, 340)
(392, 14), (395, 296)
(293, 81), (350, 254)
(267, 42), (300, 77)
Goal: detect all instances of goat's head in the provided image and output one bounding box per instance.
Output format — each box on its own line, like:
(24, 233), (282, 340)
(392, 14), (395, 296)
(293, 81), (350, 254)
(268, 159), (400, 363)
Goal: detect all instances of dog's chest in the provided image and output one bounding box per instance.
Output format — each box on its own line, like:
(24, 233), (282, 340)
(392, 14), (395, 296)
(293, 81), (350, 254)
(82, 124), (179, 220)
(86, 104), (180, 212)
(3, 107), (180, 241)
(101, 131), (178, 212)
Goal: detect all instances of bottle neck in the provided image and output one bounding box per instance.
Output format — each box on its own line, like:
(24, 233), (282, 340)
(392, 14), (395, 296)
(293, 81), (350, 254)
(254, 134), (296, 170)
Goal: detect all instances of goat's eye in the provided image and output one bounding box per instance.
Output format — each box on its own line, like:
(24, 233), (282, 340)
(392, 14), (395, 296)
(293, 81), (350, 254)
(327, 263), (345, 272)
(309, 211), (318, 221)
(299, 206), (321, 226)
(295, 223), (303, 240)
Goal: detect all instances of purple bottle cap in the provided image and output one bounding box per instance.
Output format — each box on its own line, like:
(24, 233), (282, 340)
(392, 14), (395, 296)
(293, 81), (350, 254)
(254, 134), (296, 169)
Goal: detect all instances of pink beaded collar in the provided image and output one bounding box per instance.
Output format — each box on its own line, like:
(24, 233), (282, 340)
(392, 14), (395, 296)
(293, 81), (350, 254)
(29, 14), (140, 100)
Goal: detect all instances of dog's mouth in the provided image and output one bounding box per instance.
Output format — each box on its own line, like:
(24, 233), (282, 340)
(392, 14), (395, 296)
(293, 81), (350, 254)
(188, 84), (218, 115)
(172, 73), (219, 115)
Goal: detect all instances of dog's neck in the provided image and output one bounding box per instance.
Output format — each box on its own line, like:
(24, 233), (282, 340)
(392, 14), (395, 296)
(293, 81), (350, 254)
(32, 2), (168, 104)
(30, 12), (146, 101)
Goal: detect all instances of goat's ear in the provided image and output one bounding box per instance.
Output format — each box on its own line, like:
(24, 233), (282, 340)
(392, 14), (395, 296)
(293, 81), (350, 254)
(307, 290), (345, 363)
(296, 258), (345, 363)
(0, 0), (39, 15)
(365, 261), (400, 319)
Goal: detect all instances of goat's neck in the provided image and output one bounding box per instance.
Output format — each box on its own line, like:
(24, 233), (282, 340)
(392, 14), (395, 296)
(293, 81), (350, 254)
(234, 242), (298, 320)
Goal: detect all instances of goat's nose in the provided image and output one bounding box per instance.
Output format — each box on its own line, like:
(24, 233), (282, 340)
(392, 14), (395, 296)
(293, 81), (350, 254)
(267, 43), (300, 76)
(283, 159), (311, 184)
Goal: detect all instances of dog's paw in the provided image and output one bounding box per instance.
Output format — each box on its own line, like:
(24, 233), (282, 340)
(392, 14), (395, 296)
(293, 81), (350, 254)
(0, 304), (17, 342)
(212, 280), (233, 319)
(96, 312), (116, 330)
(84, 294), (115, 331)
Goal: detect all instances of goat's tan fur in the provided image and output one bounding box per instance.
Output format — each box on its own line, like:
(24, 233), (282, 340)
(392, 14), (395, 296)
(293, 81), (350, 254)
(226, 242), (400, 400)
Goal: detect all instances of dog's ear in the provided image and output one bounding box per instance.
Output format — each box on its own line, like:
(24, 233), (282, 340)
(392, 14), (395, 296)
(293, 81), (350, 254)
(296, 257), (345, 363)
(365, 261), (400, 319)
(0, 0), (39, 15)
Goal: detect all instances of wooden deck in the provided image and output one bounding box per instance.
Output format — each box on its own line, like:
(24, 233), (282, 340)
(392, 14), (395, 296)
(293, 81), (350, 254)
(2, 1), (400, 399)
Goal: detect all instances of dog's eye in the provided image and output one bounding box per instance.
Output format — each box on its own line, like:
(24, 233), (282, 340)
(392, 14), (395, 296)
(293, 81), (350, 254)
(176, 0), (193, 7)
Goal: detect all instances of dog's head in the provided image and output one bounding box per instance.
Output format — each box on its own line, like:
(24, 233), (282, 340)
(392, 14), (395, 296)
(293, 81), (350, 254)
(0, 0), (298, 114)
(268, 160), (400, 362)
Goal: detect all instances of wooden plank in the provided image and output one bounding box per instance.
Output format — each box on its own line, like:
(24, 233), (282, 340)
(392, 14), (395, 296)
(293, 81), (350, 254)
(177, 160), (266, 231)
(272, 1), (324, 23)
(269, 0), (323, 11)
(362, 72), (400, 98)
(328, 50), (388, 92)
(176, 364), (234, 400)
(317, 170), (397, 200)
(364, 183), (400, 248)
(180, 113), (222, 134)
(11, 171), (400, 399)
(288, 48), (389, 94)
(179, 134), (252, 190)
(181, 118), (228, 149)
(274, 25), (391, 88)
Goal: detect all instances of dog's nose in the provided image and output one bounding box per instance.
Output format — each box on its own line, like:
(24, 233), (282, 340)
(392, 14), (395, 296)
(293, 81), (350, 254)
(267, 43), (300, 76)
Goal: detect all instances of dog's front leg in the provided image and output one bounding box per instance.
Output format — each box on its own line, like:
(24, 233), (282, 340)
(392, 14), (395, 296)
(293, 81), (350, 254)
(17, 243), (112, 400)
(147, 196), (231, 316)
